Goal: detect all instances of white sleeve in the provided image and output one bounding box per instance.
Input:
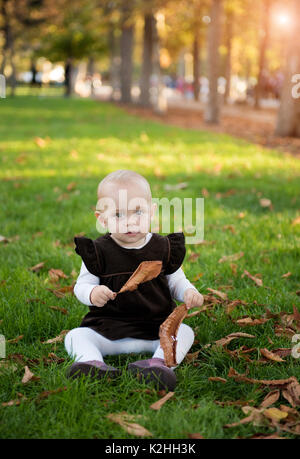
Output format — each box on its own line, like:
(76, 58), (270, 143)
(73, 261), (100, 306)
(165, 267), (198, 303)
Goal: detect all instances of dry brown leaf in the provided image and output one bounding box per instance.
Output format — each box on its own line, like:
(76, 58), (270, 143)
(118, 261), (162, 293)
(150, 391), (174, 410)
(48, 269), (69, 283)
(46, 284), (75, 298)
(242, 270), (263, 287)
(235, 317), (270, 327)
(228, 367), (298, 387)
(206, 288), (228, 300)
(260, 390), (280, 408)
(282, 272), (292, 278)
(28, 262), (46, 273)
(214, 332), (255, 347)
(66, 182), (76, 191)
(224, 406), (266, 428)
(159, 304), (188, 367)
(188, 433), (205, 439)
(218, 252), (244, 263)
(49, 306), (68, 315)
(188, 252), (200, 262)
(21, 366), (40, 384)
(2, 393), (27, 407)
(36, 386), (67, 401)
(208, 377), (227, 383)
(107, 412), (153, 437)
(260, 348), (285, 362)
(6, 335), (24, 344)
(41, 330), (69, 344)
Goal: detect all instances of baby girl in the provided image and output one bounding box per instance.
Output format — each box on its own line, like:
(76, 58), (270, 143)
(64, 169), (204, 390)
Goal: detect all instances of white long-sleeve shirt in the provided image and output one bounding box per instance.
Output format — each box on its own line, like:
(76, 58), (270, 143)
(74, 232), (198, 306)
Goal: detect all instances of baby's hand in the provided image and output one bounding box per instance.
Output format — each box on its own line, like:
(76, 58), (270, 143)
(90, 285), (117, 307)
(183, 288), (204, 310)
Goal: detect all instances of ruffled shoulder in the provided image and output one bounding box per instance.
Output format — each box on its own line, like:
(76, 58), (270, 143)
(74, 236), (102, 277)
(164, 232), (186, 275)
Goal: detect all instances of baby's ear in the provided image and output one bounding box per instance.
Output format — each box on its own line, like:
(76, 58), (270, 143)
(95, 211), (107, 227)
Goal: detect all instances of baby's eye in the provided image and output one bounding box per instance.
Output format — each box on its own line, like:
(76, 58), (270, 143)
(115, 211), (125, 218)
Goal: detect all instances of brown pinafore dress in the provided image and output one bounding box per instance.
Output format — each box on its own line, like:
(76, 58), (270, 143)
(73, 232), (186, 341)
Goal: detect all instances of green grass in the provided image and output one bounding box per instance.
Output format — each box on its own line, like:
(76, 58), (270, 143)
(0, 95), (300, 439)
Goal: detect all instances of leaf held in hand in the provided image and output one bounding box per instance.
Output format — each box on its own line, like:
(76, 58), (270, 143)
(118, 261), (162, 293)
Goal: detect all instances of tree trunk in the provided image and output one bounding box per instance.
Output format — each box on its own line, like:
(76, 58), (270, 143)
(193, 28), (200, 101)
(120, 4), (134, 104)
(254, 0), (271, 109)
(204, 0), (223, 124)
(152, 14), (166, 115)
(275, 0), (300, 137)
(64, 58), (73, 97)
(224, 10), (233, 104)
(30, 57), (38, 85)
(108, 24), (120, 101)
(139, 13), (154, 107)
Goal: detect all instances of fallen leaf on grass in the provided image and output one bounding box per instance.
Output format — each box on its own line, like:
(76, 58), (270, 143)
(235, 317), (270, 327)
(215, 400), (254, 407)
(150, 391), (174, 410)
(22, 366), (40, 384)
(48, 269), (69, 283)
(107, 412), (153, 437)
(214, 332), (255, 347)
(41, 330), (69, 344)
(263, 408), (288, 422)
(208, 377), (227, 383)
(49, 306), (68, 315)
(206, 288), (228, 300)
(242, 270), (263, 287)
(228, 367), (298, 387)
(28, 262), (46, 273)
(259, 390), (280, 408)
(46, 284), (75, 298)
(36, 386), (67, 402)
(218, 252), (244, 263)
(224, 406), (266, 428)
(282, 272), (292, 278)
(6, 335), (23, 344)
(187, 433), (205, 439)
(260, 348), (285, 362)
(188, 252), (200, 262)
(2, 393), (27, 407)
(225, 299), (247, 314)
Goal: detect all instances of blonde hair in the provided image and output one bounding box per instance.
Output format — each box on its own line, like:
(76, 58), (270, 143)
(97, 169), (152, 202)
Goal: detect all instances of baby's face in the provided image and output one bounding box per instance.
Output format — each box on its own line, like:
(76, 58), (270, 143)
(95, 181), (156, 247)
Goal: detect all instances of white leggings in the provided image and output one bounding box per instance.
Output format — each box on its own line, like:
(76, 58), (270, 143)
(64, 323), (195, 369)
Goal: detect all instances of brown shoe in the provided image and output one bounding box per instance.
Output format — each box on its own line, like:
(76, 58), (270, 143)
(127, 358), (176, 391)
(66, 360), (121, 380)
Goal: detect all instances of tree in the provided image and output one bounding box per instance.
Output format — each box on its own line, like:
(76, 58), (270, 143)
(39, 0), (106, 97)
(204, 0), (223, 123)
(119, 1), (135, 104)
(275, 0), (300, 137)
(139, 12), (155, 107)
(254, 0), (272, 109)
